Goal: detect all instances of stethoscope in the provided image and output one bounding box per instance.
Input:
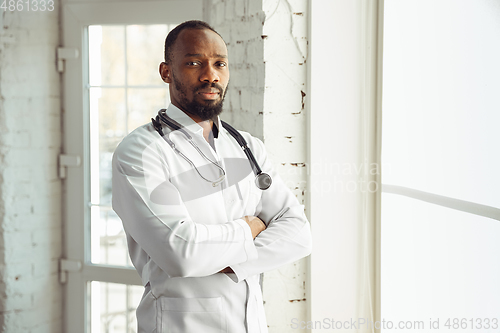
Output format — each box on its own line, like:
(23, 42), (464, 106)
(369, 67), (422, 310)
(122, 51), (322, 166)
(151, 109), (272, 190)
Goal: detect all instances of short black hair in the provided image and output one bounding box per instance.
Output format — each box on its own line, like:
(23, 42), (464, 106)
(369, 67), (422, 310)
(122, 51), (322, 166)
(164, 20), (225, 64)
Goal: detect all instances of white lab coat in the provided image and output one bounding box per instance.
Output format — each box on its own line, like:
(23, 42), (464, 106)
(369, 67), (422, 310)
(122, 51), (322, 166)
(112, 104), (312, 333)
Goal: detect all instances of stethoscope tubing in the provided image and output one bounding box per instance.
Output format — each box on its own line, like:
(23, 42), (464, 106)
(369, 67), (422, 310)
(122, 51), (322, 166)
(152, 114), (225, 187)
(152, 109), (271, 190)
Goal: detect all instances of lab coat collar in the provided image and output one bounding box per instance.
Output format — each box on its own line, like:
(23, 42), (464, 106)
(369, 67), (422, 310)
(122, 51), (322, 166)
(165, 104), (222, 139)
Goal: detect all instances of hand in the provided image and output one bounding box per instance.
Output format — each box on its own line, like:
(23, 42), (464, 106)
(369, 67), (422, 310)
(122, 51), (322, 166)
(243, 215), (266, 239)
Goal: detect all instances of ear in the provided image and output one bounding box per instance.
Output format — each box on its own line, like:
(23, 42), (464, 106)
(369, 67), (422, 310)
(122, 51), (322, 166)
(159, 62), (172, 83)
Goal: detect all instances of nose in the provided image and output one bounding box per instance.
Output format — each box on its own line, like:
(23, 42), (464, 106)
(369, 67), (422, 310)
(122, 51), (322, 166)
(200, 64), (220, 83)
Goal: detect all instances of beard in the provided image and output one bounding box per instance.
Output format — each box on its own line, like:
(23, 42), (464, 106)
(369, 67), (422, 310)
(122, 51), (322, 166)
(172, 73), (228, 121)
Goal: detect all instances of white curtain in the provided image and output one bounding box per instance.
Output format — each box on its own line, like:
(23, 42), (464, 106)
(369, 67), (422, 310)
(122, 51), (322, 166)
(309, 1), (383, 332)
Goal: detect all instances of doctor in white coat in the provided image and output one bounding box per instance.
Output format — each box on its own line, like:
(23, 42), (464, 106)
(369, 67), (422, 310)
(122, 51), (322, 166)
(112, 20), (312, 333)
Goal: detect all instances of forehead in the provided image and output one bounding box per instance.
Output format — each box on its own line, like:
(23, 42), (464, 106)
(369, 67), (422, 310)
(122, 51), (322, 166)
(173, 28), (228, 59)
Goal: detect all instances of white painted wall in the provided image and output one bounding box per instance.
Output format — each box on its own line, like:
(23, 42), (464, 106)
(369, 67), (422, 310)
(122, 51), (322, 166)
(205, 0), (310, 331)
(0, 4), (63, 332)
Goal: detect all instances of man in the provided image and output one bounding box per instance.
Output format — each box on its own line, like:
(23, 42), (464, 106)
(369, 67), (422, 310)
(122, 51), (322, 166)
(112, 20), (312, 333)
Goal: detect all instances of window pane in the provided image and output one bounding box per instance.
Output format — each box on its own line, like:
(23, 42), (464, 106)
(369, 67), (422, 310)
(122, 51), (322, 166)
(88, 24), (169, 266)
(89, 87), (128, 265)
(89, 87), (126, 207)
(127, 88), (169, 132)
(126, 25), (170, 85)
(91, 205), (131, 266)
(382, 1), (500, 331)
(382, 0), (500, 208)
(89, 26), (125, 86)
(90, 282), (143, 333)
(382, 193), (500, 330)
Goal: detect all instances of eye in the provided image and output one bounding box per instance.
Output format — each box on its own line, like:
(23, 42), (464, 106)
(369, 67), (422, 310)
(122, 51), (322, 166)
(186, 61), (201, 67)
(216, 62), (227, 68)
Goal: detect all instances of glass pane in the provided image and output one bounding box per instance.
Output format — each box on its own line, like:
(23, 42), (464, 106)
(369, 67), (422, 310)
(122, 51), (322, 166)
(89, 26), (126, 86)
(91, 205), (131, 266)
(89, 87), (126, 206)
(90, 282), (143, 333)
(382, 193), (500, 332)
(382, 0), (500, 208)
(126, 25), (170, 85)
(88, 24), (169, 266)
(89, 87), (128, 266)
(127, 88), (169, 133)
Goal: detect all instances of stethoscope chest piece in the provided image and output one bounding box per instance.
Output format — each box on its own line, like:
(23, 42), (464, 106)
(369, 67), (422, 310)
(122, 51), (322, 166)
(255, 172), (272, 190)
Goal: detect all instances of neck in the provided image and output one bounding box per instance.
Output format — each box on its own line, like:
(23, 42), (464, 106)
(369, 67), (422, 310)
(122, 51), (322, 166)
(185, 112), (214, 143)
(198, 119), (214, 143)
(173, 103), (216, 143)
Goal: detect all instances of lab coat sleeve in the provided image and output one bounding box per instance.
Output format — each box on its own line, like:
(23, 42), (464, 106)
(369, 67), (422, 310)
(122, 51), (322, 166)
(112, 131), (258, 279)
(229, 136), (312, 283)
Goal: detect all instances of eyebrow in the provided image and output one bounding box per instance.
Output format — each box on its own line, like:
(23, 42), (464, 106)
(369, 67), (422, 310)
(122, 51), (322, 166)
(184, 53), (228, 59)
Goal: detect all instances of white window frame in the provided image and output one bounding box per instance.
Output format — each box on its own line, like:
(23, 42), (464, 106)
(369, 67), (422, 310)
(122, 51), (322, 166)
(61, 1), (202, 332)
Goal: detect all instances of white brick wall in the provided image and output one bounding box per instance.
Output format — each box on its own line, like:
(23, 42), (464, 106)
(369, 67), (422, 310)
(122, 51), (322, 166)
(0, 4), (63, 332)
(0, 1), (308, 331)
(205, 0), (267, 138)
(205, 0), (310, 331)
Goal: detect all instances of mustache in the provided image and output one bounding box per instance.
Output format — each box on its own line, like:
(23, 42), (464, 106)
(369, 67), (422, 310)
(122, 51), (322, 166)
(195, 82), (225, 93)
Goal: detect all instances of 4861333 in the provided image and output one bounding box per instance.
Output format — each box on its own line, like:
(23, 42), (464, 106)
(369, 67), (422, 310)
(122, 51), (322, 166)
(1, 0), (55, 11)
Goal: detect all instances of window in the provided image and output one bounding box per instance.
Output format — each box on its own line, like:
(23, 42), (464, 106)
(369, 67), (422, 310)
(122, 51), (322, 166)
(88, 23), (172, 332)
(381, 0), (500, 329)
(88, 24), (172, 267)
(309, 0), (500, 330)
(61, 2), (202, 332)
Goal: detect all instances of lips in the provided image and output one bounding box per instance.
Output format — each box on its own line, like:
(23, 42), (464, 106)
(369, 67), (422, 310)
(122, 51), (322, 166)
(197, 88), (221, 100)
(198, 88), (220, 94)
